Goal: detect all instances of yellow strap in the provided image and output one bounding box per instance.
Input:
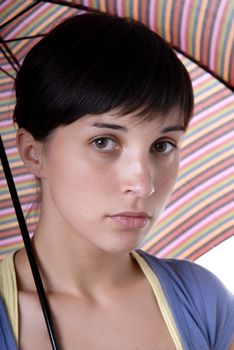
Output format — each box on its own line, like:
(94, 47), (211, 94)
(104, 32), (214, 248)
(0, 250), (183, 348)
(131, 251), (183, 350)
(0, 253), (18, 343)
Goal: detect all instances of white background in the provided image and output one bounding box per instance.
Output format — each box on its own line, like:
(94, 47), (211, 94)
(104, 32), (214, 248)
(196, 236), (234, 294)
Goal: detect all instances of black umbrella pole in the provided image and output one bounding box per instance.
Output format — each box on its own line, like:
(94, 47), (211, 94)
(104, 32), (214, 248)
(0, 135), (61, 350)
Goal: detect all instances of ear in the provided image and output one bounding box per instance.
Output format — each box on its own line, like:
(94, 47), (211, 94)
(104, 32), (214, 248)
(16, 128), (44, 178)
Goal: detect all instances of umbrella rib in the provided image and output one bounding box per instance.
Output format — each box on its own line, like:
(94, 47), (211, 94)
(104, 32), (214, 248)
(0, 135), (61, 350)
(39, 0), (100, 13)
(174, 47), (234, 91)
(0, 66), (15, 80)
(0, 39), (21, 69)
(2, 34), (45, 43)
(0, 1), (40, 30)
(0, 45), (18, 74)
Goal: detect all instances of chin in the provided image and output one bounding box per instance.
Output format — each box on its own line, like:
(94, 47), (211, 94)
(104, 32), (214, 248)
(99, 233), (145, 255)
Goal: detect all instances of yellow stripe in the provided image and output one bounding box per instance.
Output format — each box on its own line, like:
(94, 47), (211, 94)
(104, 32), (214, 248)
(195, 83), (223, 104)
(177, 218), (233, 259)
(0, 221), (23, 230)
(30, 7), (68, 36)
(216, 2), (230, 80)
(133, 0), (138, 20)
(164, 0), (173, 43)
(1, 188), (37, 201)
(100, 0), (106, 12)
(131, 251), (183, 349)
(177, 149), (233, 185)
(183, 110), (233, 146)
(157, 0), (164, 36)
(194, 0), (208, 60)
(0, 105), (16, 113)
(0, 253), (18, 343)
(223, 22), (234, 82)
(143, 181), (231, 249)
(159, 184), (230, 233)
(144, 207), (232, 255)
(1, 2), (29, 26)
(0, 76), (14, 83)
(11, 6), (68, 55)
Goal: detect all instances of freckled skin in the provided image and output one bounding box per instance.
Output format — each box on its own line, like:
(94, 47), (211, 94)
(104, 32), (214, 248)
(16, 110), (184, 350)
(37, 111), (183, 255)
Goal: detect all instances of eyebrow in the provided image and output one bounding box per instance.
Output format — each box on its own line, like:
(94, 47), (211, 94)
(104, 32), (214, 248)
(161, 125), (186, 133)
(92, 122), (128, 132)
(92, 122), (185, 133)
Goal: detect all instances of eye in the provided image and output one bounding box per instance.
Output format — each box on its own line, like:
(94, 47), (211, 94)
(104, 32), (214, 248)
(151, 141), (178, 155)
(91, 137), (117, 152)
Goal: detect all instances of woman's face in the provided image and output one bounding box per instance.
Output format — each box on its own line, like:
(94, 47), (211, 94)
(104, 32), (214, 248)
(38, 110), (185, 253)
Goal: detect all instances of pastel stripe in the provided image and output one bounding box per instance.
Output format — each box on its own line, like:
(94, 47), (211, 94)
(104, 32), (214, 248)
(0, 0), (233, 261)
(157, 208), (233, 257)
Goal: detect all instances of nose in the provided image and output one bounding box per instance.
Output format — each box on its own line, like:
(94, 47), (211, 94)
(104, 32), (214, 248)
(120, 157), (155, 198)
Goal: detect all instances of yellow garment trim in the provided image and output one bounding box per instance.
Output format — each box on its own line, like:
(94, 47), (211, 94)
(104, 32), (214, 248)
(0, 253), (18, 343)
(0, 251), (182, 348)
(131, 251), (183, 350)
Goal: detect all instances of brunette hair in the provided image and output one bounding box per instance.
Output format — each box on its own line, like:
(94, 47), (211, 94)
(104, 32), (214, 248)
(13, 12), (194, 140)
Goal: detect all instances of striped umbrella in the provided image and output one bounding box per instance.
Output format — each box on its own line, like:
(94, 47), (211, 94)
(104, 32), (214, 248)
(0, 0), (233, 260)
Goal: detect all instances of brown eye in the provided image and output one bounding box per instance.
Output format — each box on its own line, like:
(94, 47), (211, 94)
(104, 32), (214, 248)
(92, 137), (116, 151)
(151, 141), (177, 154)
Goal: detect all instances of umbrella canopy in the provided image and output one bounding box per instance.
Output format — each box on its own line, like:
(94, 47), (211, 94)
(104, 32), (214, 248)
(0, 0), (233, 260)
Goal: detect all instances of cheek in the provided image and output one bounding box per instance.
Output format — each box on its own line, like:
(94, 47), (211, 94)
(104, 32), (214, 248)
(43, 152), (117, 214)
(156, 157), (180, 196)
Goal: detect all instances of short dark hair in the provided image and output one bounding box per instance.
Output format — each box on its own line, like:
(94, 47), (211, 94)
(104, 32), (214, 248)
(13, 12), (194, 140)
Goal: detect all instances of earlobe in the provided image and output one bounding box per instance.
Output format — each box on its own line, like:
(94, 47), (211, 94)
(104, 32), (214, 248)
(16, 128), (43, 177)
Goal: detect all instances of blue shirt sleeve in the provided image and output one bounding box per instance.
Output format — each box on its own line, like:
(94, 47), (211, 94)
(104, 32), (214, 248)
(137, 249), (234, 349)
(187, 261), (234, 349)
(0, 298), (18, 350)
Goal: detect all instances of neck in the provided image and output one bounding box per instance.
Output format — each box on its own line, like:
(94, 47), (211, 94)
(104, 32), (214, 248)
(15, 222), (139, 299)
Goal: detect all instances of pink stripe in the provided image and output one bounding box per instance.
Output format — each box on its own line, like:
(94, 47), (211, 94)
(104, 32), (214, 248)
(192, 73), (210, 88)
(14, 174), (34, 182)
(21, 203), (35, 210)
(0, 120), (14, 127)
(0, 203), (34, 217)
(180, 1), (190, 51)
(160, 168), (232, 220)
(0, 207), (15, 216)
(4, 147), (18, 155)
(0, 91), (13, 98)
(158, 192), (233, 249)
(116, 0), (123, 16)
(209, 0), (228, 71)
(5, 173), (34, 184)
(149, 0), (156, 30)
(0, 0), (12, 13)
(5, 3), (51, 39)
(1, 63), (14, 70)
(0, 236), (23, 245)
(190, 95), (234, 125)
(180, 132), (233, 167)
(157, 203), (233, 257)
(194, 90), (230, 115)
(83, 0), (90, 6)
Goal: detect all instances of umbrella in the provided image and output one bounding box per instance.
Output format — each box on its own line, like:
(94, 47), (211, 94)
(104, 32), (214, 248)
(0, 0), (233, 262)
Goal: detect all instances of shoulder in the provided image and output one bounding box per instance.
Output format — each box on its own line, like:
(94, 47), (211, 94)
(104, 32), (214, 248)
(136, 249), (234, 349)
(136, 248), (234, 302)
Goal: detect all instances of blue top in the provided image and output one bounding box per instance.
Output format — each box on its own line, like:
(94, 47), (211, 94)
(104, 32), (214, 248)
(0, 299), (17, 350)
(137, 249), (234, 349)
(0, 249), (233, 349)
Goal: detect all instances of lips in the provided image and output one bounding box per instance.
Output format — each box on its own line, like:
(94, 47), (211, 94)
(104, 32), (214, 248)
(108, 212), (151, 229)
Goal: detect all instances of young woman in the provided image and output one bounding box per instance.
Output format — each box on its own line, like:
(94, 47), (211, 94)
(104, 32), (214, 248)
(0, 12), (233, 350)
